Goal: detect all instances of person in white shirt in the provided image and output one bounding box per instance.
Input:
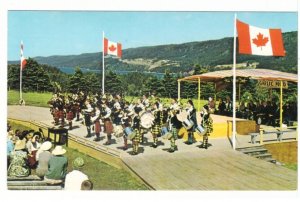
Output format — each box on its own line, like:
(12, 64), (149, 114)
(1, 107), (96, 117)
(64, 157), (92, 190)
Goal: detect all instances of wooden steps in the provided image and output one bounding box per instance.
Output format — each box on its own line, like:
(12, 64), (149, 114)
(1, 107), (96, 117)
(7, 175), (63, 190)
(236, 146), (277, 164)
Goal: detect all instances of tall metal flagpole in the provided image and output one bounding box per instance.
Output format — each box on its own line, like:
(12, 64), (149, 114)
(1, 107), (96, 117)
(232, 14), (237, 150)
(20, 41), (23, 102)
(102, 31), (105, 95)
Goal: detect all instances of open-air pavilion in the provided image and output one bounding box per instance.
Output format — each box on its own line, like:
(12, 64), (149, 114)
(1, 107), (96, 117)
(177, 68), (298, 129)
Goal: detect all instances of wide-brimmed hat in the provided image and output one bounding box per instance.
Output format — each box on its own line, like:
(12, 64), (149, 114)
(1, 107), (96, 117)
(40, 141), (52, 151)
(72, 157), (85, 169)
(52, 145), (66, 155)
(14, 139), (26, 150)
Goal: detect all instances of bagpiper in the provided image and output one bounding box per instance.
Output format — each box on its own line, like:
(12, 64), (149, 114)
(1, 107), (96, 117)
(168, 102), (182, 152)
(185, 100), (197, 145)
(101, 102), (113, 145)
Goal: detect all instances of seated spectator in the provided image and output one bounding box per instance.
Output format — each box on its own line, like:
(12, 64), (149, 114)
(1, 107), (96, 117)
(7, 135), (17, 170)
(44, 146), (68, 185)
(216, 98), (226, 115)
(8, 139), (30, 177)
(36, 141), (53, 178)
(64, 157), (90, 190)
(225, 96), (233, 116)
(26, 133), (41, 169)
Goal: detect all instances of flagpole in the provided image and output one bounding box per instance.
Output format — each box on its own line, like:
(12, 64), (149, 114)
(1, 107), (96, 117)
(20, 41), (23, 102)
(102, 31), (105, 95)
(232, 14), (237, 150)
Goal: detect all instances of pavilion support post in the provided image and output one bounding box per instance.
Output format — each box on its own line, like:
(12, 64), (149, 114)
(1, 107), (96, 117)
(238, 82), (241, 107)
(214, 82), (217, 102)
(198, 78), (201, 111)
(178, 80), (181, 102)
(280, 80), (283, 129)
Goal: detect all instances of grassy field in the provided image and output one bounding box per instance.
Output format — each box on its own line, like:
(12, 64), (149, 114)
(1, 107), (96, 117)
(283, 163), (297, 171)
(7, 121), (148, 190)
(8, 90), (52, 107)
(8, 90), (208, 110)
(7, 90), (207, 110)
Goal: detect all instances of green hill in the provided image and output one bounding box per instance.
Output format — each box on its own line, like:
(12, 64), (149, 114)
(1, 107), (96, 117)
(9, 31), (297, 73)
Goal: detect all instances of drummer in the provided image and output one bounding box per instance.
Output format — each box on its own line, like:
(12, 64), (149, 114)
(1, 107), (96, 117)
(132, 107), (142, 155)
(150, 102), (161, 148)
(91, 105), (101, 142)
(168, 104), (182, 152)
(199, 104), (213, 149)
(185, 100), (197, 145)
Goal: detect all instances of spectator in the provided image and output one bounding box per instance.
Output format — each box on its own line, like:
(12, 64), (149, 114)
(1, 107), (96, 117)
(36, 141), (53, 178)
(8, 140), (30, 177)
(44, 146), (68, 185)
(217, 98), (226, 115)
(26, 133), (41, 169)
(64, 157), (90, 190)
(225, 96), (233, 116)
(7, 135), (17, 170)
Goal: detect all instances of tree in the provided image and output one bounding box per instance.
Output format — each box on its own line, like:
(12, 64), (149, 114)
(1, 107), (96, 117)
(68, 67), (84, 93)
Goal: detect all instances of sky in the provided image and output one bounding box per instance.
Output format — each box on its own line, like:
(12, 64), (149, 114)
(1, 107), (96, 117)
(8, 11), (297, 60)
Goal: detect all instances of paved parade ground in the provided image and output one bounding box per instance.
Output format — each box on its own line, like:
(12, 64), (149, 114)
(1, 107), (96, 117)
(8, 105), (297, 190)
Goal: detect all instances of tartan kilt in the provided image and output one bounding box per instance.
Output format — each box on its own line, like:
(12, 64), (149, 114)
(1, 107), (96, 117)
(151, 123), (160, 135)
(133, 128), (141, 142)
(53, 109), (60, 119)
(58, 110), (64, 119)
(66, 111), (74, 121)
(171, 127), (178, 140)
(104, 120), (113, 134)
(94, 120), (101, 133)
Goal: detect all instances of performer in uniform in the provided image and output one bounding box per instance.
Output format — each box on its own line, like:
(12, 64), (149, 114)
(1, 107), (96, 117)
(168, 104), (182, 152)
(83, 100), (94, 138)
(65, 97), (74, 130)
(186, 100), (197, 145)
(150, 102), (161, 148)
(199, 104), (213, 149)
(101, 102), (113, 145)
(131, 107), (142, 155)
(91, 105), (101, 142)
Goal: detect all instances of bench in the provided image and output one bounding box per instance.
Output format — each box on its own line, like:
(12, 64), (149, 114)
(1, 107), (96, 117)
(7, 175), (63, 190)
(250, 126), (297, 145)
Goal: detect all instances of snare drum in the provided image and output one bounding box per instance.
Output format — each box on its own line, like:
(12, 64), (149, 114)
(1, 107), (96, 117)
(113, 125), (124, 138)
(160, 126), (169, 136)
(182, 119), (194, 130)
(195, 125), (207, 135)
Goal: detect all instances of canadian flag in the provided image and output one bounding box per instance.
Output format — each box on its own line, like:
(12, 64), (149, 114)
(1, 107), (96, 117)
(20, 41), (27, 70)
(103, 38), (122, 58)
(236, 19), (285, 56)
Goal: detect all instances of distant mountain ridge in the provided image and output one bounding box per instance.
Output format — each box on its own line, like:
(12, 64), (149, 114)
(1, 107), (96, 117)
(8, 31), (297, 73)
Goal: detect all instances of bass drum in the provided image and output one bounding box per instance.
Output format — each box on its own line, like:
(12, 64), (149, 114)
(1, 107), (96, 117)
(140, 111), (155, 129)
(124, 127), (136, 140)
(182, 119), (194, 130)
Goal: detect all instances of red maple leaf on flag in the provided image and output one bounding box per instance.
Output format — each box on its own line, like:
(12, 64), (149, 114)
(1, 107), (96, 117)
(109, 44), (116, 52)
(252, 33), (269, 50)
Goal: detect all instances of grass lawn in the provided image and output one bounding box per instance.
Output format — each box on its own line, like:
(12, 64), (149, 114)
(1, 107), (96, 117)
(8, 90), (208, 111)
(283, 163), (298, 171)
(8, 121), (149, 190)
(8, 90), (52, 107)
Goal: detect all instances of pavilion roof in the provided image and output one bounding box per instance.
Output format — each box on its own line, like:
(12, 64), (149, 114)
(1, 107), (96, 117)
(178, 69), (298, 83)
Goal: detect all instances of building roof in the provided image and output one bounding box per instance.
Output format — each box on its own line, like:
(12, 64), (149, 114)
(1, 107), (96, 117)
(178, 69), (298, 83)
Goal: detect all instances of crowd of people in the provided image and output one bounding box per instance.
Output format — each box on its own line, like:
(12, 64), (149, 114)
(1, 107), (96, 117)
(206, 95), (297, 127)
(48, 92), (214, 155)
(7, 124), (93, 190)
